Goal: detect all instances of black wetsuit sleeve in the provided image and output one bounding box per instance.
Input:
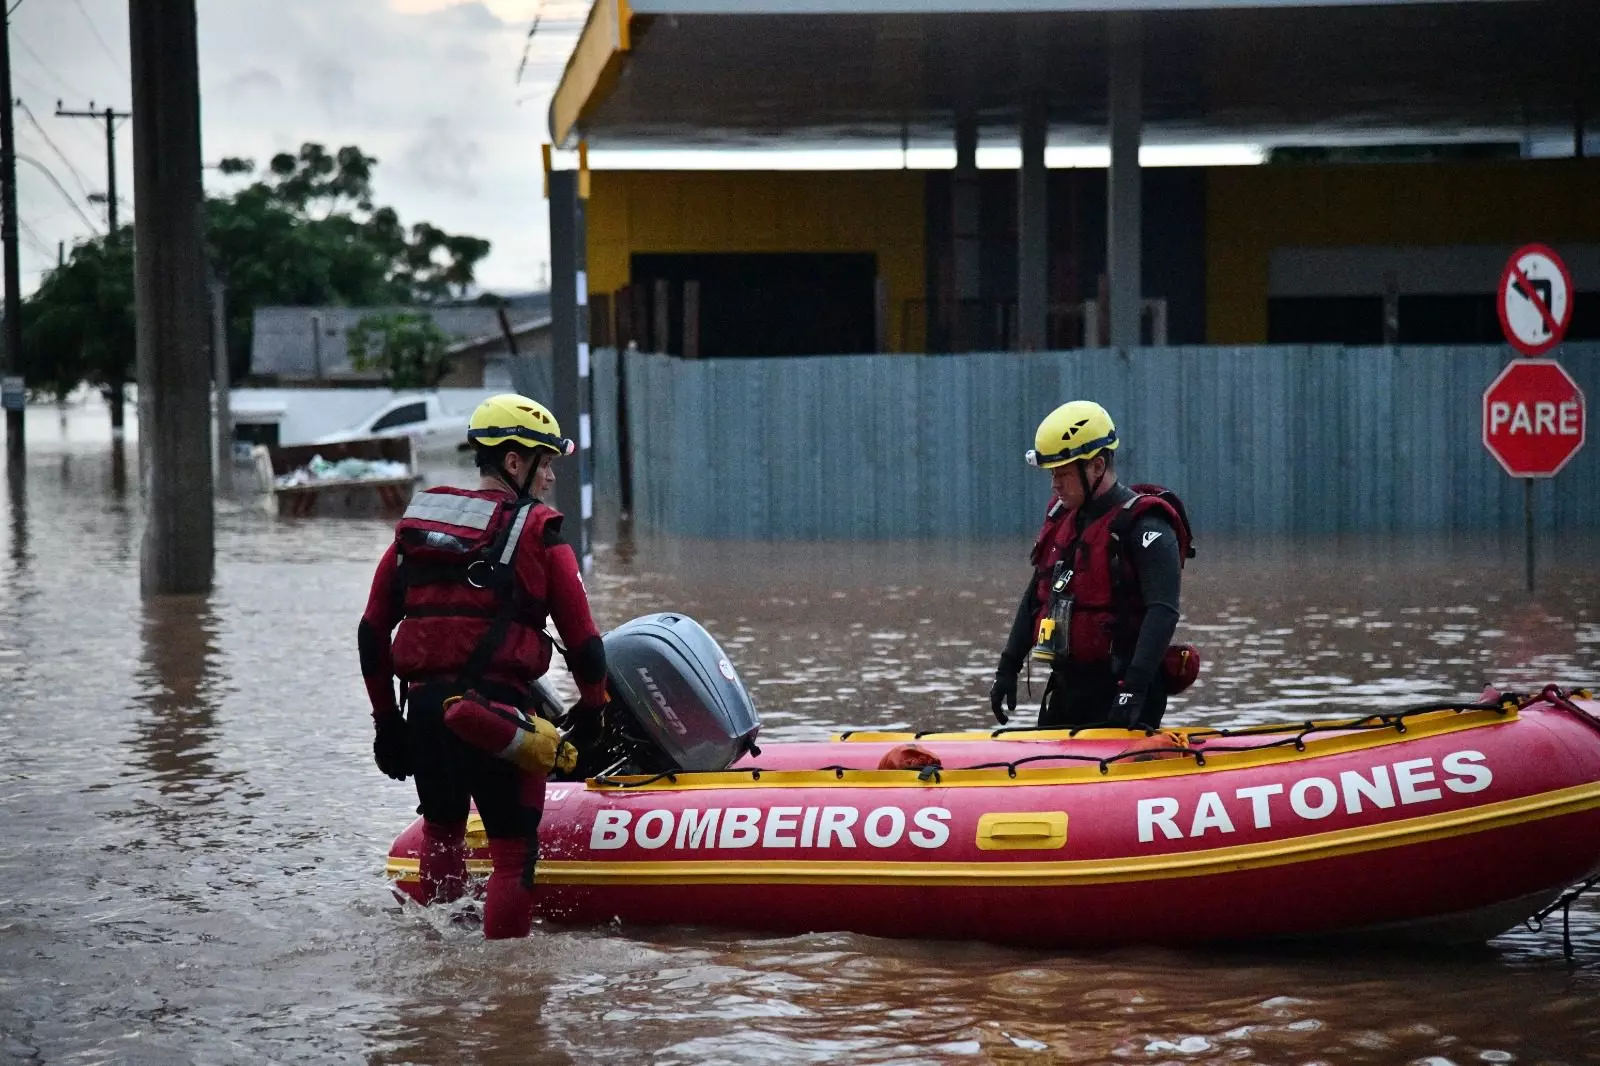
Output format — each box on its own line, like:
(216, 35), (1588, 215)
(998, 576), (1040, 676)
(1122, 512), (1182, 694)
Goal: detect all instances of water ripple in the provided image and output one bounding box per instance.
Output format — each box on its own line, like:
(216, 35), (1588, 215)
(2, 422), (1599, 1063)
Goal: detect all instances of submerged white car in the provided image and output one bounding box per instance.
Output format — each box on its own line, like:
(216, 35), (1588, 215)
(310, 395), (469, 459)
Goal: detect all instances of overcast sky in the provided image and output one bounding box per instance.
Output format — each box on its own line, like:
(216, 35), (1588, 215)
(12, 1), (1279, 302)
(11, 0), (587, 296)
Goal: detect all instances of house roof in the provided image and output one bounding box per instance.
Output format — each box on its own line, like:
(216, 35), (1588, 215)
(445, 315), (554, 356)
(250, 305), (549, 378)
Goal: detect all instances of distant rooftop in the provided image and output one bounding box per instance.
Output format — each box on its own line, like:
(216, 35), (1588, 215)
(250, 305), (549, 379)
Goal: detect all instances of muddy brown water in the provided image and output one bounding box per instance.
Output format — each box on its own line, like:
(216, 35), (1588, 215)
(3, 407), (1600, 1065)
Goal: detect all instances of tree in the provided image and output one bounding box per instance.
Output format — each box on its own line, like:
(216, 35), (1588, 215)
(205, 144), (493, 373)
(20, 142), (494, 409)
(19, 227), (134, 401)
(346, 311), (453, 389)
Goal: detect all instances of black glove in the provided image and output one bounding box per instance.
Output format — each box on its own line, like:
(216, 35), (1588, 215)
(560, 700), (612, 778)
(1113, 685), (1146, 729)
(564, 698), (609, 737)
(989, 670), (1018, 726)
(373, 714), (412, 781)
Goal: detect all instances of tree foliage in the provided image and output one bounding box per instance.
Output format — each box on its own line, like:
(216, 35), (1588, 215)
(346, 311), (453, 390)
(19, 143), (494, 399)
(19, 228), (134, 399)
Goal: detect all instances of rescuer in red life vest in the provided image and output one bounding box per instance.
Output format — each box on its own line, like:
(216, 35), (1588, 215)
(989, 401), (1198, 730)
(357, 393), (609, 939)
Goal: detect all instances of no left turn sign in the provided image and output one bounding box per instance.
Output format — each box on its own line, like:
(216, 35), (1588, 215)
(1498, 243), (1572, 356)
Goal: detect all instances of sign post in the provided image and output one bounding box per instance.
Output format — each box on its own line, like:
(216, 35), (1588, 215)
(1488, 245), (1581, 592)
(1485, 243), (1585, 593)
(1482, 362), (1586, 591)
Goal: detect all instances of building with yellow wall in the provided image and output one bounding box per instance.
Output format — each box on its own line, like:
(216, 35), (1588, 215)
(1207, 158), (1600, 344)
(585, 156), (1600, 354)
(588, 170), (926, 356)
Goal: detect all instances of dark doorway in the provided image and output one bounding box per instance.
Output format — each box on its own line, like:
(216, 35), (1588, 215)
(1268, 291), (1600, 346)
(631, 252), (878, 357)
(1267, 296), (1384, 344)
(1399, 292), (1600, 344)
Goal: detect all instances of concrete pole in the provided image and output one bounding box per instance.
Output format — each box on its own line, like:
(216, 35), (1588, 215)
(5, 444), (22, 562)
(105, 107), (127, 440)
(952, 113), (981, 351)
(1, 8), (25, 460)
(548, 169), (592, 572)
(129, 0), (214, 595)
(1016, 98), (1049, 352)
(210, 277), (232, 495)
(1107, 12), (1144, 349)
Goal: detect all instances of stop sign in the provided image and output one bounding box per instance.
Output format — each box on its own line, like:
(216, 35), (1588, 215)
(1482, 359), (1587, 477)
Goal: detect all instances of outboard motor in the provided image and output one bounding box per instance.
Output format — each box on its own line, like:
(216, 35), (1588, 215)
(566, 613), (761, 778)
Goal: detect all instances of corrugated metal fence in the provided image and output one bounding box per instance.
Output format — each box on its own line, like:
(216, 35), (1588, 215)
(591, 346), (623, 502)
(590, 345), (1599, 538)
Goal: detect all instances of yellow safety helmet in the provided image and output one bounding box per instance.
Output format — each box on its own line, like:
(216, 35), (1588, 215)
(466, 393), (575, 456)
(1026, 400), (1119, 469)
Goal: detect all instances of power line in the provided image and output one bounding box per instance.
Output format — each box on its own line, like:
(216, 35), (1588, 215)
(9, 31), (108, 166)
(514, 3), (587, 87)
(16, 99), (95, 205)
(15, 152), (102, 234)
(12, 35), (82, 103)
(19, 219), (51, 258)
(12, 67), (54, 100)
(16, 84), (100, 158)
(68, 0), (125, 77)
(8, 33), (113, 164)
(514, 0), (548, 86)
(513, 1), (587, 85)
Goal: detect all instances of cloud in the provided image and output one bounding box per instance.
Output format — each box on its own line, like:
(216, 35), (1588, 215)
(223, 69), (284, 98)
(299, 59), (358, 117)
(391, 0), (543, 20)
(13, 0), (578, 295)
(403, 117), (484, 197)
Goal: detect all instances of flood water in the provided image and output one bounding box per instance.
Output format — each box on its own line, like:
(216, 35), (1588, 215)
(3, 404), (1600, 1065)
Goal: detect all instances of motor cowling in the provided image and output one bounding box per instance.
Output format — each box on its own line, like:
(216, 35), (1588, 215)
(593, 613), (761, 775)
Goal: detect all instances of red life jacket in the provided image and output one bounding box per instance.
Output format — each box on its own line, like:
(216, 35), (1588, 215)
(1030, 484), (1194, 666)
(389, 486), (561, 688)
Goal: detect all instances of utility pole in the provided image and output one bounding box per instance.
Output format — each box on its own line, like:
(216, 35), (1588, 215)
(129, 0), (212, 595)
(58, 103), (132, 440)
(548, 168), (592, 573)
(1, 8), (25, 461)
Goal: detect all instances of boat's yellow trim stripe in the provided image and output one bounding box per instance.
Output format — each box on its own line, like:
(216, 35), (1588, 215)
(388, 858), (491, 880)
(585, 710), (1512, 792)
(387, 780), (1600, 888)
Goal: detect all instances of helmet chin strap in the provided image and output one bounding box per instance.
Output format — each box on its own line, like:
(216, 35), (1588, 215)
(497, 454), (541, 500)
(1074, 458), (1106, 504)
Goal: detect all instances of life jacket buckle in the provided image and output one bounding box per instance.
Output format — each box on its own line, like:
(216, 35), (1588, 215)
(465, 558), (496, 589)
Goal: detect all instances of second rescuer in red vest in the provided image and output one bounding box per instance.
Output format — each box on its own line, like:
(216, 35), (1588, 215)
(357, 393), (609, 939)
(989, 400), (1198, 730)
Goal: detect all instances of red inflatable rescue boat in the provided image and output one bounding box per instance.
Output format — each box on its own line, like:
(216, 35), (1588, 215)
(387, 615), (1600, 949)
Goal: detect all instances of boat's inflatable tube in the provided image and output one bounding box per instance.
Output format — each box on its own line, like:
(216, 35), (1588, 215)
(389, 686), (1600, 948)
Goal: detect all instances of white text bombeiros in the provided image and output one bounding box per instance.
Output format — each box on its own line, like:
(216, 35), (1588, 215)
(590, 805), (952, 851)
